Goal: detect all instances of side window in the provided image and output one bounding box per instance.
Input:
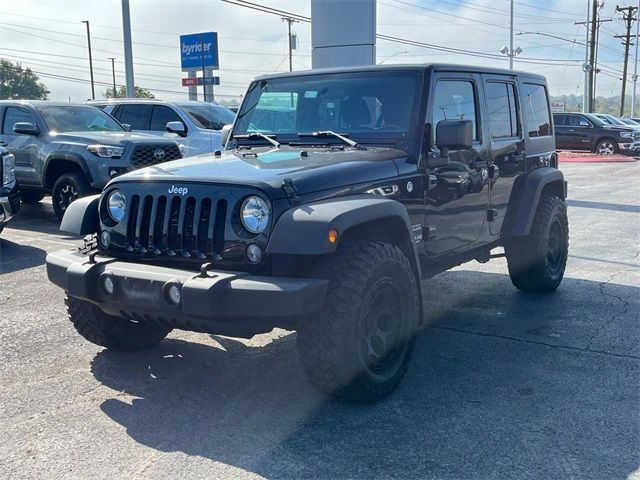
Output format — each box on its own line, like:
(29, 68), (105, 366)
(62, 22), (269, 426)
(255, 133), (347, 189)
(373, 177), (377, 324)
(432, 80), (479, 142)
(486, 82), (519, 139)
(150, 106), (183, 131)
(3, 107), (37, 134)
(553, 115), (565, 126)
(118, 104), (153, 130)
(523, 83), (552, 137)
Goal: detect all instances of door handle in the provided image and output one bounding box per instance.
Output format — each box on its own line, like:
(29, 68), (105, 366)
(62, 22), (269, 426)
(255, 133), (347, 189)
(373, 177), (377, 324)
(567, 129), (575, 132)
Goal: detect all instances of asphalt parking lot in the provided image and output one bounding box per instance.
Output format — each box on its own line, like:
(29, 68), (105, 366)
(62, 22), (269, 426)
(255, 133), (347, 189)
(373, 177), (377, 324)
(1, 161), (638, 480)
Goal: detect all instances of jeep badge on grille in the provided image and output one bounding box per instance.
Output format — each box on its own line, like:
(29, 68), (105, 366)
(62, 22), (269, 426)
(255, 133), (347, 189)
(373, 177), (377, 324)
(168, 185), (188, 195)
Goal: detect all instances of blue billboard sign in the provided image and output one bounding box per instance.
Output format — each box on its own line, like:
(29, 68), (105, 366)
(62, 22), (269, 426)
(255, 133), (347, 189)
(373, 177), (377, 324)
(180, 32), (219, 71)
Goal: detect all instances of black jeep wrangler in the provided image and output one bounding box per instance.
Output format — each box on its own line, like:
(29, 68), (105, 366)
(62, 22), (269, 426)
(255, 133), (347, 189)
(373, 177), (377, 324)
(46, 65), (568, 403)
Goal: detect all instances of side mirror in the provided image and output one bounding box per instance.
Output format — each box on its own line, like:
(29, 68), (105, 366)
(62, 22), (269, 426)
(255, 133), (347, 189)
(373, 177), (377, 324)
(436, 119), (473, 152)
(122, 123), (132, 132)
(220, 124), (233, 148)
(166, 121), (187, 137)
(13, 122), (40, 136)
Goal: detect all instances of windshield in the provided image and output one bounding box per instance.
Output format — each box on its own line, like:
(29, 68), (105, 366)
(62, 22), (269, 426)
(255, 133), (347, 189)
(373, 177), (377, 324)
(38, 105), (124, 133)
(176, 103), (235, 130)
(233, 70), (422, 144)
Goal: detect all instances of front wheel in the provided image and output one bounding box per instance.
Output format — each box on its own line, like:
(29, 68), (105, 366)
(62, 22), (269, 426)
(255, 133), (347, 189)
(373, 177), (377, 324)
(506, 195), (569, 293)
(65, 295), (172, 351)
(595, 138), (618, 156)
(51, 173), (92, 221)
(297, 241), (420, 403)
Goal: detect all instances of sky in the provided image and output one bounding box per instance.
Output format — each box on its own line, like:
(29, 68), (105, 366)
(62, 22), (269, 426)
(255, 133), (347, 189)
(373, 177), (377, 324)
(0, 0), (635, 104)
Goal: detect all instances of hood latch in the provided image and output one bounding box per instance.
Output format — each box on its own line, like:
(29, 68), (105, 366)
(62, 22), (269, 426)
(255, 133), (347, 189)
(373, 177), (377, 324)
(281, 177), (300, 205)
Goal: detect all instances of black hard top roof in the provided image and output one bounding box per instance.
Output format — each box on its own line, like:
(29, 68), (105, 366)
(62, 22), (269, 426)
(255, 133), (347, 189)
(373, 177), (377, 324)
(253, 63), (547, 83)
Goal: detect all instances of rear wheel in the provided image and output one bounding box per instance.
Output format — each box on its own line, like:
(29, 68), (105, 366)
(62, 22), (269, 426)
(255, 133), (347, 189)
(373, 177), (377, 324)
(297, 241), (419, 403)
(20, 190), (46, 204)
(506, 195), (568, 293)
(66, 295), (171, 351)
(595, 138), (618, 155)
(51, 173), (91, 221)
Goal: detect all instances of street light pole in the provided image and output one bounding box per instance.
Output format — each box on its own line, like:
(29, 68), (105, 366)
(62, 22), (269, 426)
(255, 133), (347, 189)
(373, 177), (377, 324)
(81, 20), (95, 100)
(583, 0), (591, 113)
(108, 58), (117, 98)
(509, 0), (514, 69)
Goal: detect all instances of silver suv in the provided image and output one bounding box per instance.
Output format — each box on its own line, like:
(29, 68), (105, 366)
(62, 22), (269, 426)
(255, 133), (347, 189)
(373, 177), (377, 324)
(91, 99), (235, 157)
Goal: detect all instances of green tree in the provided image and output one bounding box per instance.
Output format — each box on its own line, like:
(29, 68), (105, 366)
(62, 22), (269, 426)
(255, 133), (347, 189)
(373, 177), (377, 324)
(0, 59), (49, 99)
(103, 85), (155, 99)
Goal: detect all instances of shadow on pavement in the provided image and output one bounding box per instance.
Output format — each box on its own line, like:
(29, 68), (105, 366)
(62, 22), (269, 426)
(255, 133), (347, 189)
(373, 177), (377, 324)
(90, 271), (640, 479)
(4, 202), (69, 237)
(0, 239), (47, 275)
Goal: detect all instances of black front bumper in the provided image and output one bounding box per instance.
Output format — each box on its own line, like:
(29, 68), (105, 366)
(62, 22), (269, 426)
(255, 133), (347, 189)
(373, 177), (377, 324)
(46, 250), (328, 337)
(0, 183), (20, 228)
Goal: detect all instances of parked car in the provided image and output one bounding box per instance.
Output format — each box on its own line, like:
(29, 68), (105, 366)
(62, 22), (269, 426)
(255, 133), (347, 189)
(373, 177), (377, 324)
(0, 101), (182, 220)
(553, 112), (640, 155)
(0, 145), (20, 234)
(620, 117), (640, 126)
(593, 113), (640, 131)
(90, 99), (236, 156)
(48, 64), (568, 403)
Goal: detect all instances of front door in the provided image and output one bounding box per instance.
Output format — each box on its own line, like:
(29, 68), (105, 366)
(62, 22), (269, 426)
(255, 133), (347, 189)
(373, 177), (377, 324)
(0, 106), (42, 187)
(425, 74), (490, 256)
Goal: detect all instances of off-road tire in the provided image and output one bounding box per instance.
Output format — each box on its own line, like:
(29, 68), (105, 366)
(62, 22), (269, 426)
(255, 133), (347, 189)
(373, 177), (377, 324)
(506, 195), (568, 293)
(65, 295), (171, 351)
(594, 138), (618, 156)
(20, 190), (46, 204)
(297, 241), (420, 404)
(52, 173), (91, 221)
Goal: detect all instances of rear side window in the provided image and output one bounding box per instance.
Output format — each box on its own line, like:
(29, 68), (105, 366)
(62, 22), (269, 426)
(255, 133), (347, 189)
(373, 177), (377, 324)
(150, 106), (182, 131)
(553, 114), (566, 126)
(485, 82), (519, 138)
(523, 83), (551, 137)
(3, 106), (37, 134)
(432, 80), (479, 141)
(118, 104), (153, 130)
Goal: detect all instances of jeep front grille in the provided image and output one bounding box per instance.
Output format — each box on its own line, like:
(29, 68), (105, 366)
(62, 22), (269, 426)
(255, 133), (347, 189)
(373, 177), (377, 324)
(125, 194), (227, 259)
(130, 144), (181, 168)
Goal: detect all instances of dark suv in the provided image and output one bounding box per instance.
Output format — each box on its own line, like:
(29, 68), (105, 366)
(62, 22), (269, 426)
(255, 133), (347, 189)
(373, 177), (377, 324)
(47, 64), (568, 403)
(0, 101), (182, 220)
(553, 112), (640, 155)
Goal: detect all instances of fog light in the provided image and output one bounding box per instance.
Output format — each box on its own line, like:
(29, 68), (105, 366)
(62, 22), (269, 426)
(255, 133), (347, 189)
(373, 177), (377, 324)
(166, 284), (181, 305)
(99, 230), (111, 248)
(101, 275), (114, 295)
(246, 243), (262, 263)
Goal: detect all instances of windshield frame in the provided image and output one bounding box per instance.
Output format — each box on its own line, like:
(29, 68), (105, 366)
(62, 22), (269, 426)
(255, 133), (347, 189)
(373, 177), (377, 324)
(37, 105), (126, 134)
(232, 69), (425, 147)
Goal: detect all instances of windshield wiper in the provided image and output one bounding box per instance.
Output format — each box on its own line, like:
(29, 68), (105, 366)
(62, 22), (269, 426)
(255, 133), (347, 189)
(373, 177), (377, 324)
(233, 132), (280, 148)
(298, 131), (366, 150)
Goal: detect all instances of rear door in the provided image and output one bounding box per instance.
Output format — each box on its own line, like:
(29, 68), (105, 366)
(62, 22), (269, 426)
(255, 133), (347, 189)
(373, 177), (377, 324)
(482, 75), (525, 236)
(553, 114), (572, 149)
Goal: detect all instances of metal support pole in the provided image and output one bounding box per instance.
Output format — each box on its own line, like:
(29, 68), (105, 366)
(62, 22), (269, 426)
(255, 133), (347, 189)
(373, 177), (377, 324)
(583, 0), (591, 113)
(108, 58), (117, 98)
(632, 0), (640, 116)
(121, 0), (135, 98)
(200, 36), (207, 102)
(81, 20), (95, 100)
(509, 0), (514, 70)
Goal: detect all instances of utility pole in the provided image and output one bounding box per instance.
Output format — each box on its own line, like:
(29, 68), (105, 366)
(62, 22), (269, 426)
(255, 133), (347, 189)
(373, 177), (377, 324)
(282, 17), (298, 72)
(632, 0), (640, 116)
(199, 36), (207, 102)
(108, 58), (117, 98)
(616, 5), (638, 116)
(121, 0), (135, 98)
(81, 20), (95, 100)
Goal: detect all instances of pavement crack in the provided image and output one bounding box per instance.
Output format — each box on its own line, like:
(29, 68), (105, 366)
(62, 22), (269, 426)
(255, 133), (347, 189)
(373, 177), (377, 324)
(426, 325), (640, 361)
(585, 275), (631, 351)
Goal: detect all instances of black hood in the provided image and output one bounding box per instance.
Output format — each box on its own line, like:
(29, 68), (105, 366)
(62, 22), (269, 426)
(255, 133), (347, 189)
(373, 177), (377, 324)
(47, 131), (177, 147)
(113, 146), (409, 199)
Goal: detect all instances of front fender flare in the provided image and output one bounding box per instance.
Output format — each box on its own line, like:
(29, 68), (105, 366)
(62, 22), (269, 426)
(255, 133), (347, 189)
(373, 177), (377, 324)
(60, 194), (100, 235)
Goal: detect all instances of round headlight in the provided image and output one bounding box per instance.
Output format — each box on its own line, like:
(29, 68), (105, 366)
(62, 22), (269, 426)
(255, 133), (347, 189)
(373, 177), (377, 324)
(241, 196), (270, 234)
(107, 190), (126, 223)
